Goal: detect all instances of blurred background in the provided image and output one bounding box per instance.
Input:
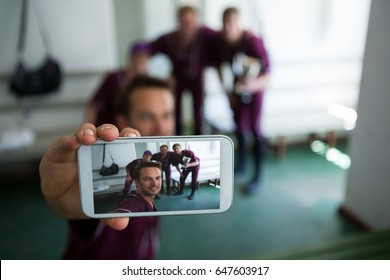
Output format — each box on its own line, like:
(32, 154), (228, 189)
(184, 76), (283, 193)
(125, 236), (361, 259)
(1, 0), (390, 259)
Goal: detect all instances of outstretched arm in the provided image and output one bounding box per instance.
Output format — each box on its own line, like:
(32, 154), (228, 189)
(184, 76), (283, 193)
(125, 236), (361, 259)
(39, 123), (140, 230)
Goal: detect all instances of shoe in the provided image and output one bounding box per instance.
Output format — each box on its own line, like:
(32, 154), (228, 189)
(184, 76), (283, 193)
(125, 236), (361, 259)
(188, 193), (195, 200)
(243, 180), (260, 196)
(173, 191), (183, 196)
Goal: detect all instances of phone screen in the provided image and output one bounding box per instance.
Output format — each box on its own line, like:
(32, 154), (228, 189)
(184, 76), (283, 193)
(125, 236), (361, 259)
(78, 136), (234, 218)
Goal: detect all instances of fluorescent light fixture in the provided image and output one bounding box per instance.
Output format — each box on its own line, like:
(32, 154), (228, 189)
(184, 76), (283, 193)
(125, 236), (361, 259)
(327, 104), (357, 131)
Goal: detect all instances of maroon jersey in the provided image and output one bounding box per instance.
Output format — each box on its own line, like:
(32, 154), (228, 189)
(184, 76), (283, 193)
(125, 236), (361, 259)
(211, 31), (271, 94)
(126, 158), (142, 178)
(115, 191), (157, 213)
(88, 70), (126, 126)
(151, 151), (175, 171)
(149, 26), (217, 82)
(64, 216), (159, 259)
(173, 150), (199, 166)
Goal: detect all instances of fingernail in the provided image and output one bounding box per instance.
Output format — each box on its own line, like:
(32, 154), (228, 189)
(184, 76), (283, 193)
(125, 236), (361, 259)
(102, 125), (115, 130)
(127, 132), (137, 137)
(83, 128), (94, 136)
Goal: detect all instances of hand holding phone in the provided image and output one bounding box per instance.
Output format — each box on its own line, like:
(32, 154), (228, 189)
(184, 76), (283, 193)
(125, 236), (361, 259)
(77, 135), (234, 218)
(40, 123), (142, 231)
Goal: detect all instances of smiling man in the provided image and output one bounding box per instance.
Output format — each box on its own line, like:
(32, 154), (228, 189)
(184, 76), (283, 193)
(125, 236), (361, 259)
(40, 75), (175, 260)
(116, 161), (162, 213)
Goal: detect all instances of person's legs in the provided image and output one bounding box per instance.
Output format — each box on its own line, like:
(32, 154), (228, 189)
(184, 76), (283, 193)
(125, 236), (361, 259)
(175, 168), (190, 195)
(244, 93), (265, 195)
(122, 180), (133, 196)
(174, 84), (185, 135)
(189, 165), (200, 199)
(233, 97), (249, 174)
(235, 131), (247, 173)
(165, 168), (172, 195)
(189, 81), (205, 135)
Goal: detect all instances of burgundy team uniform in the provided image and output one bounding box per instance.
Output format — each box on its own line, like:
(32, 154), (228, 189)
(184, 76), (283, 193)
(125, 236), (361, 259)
(149, 27), (217, 135)
(115, 191), (157, 213)
(123, 158), (142, 195)
(173, 150), (200, 197)
(210, 31), (271, 188)
(88, 70), (126, 127)
(151, 151), (175, 194)
(64, 217), (159, 259)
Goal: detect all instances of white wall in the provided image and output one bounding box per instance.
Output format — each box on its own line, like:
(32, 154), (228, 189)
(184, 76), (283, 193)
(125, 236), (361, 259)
(0, 0), (118, 162)
(0, 0), (117, 74)
(342, 0), (390, 230)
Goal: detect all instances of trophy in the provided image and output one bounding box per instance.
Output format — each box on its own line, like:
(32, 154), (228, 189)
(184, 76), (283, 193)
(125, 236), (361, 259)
(232, 52), (261, 104)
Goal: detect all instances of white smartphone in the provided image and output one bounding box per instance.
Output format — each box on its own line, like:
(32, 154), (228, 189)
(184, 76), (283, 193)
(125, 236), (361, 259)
(77, 135), (234, 218)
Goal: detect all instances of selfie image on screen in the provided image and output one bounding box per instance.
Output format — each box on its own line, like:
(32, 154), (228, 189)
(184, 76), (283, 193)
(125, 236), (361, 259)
(90, 140), (221, 214)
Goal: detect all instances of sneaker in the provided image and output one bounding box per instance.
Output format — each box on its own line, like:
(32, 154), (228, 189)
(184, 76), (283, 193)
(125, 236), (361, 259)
(173, 191), (183, 196)
(243, 180), (260, 196)
(188, 193), (195, 200)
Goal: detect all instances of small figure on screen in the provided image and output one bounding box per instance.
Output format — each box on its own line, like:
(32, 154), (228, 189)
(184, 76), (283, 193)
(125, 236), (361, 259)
(115, 161), (162, 213)
(123, 150), (152, 196)
(152, 144), (176, 195)
(172, 143), (200, 200)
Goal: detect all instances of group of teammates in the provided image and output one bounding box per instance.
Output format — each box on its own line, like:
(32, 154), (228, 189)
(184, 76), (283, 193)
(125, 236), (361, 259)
(123, 143), (200, 200)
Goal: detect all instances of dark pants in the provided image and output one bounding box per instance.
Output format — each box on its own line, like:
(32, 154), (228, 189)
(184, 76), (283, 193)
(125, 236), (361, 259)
(123, 179), (133, 195)
(233, 92), (264, 137)
(162, 167), (171, 192)
(233, 92), (266, 183)
(175, 80), (205, 135)
(179, 165), (200, 194)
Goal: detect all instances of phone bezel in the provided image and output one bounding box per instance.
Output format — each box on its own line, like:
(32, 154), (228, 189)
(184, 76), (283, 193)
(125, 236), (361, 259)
(77, 135), (234, 218)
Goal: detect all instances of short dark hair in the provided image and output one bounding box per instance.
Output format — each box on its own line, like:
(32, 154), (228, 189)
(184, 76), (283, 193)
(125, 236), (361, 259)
(172, 143), (181, 150)
(133, 161), (162, 180)
(222, 7), (239, 22)
(160, 144), (169, 150)
(116, 75), (172, 117)
(177, 5), (197, 19)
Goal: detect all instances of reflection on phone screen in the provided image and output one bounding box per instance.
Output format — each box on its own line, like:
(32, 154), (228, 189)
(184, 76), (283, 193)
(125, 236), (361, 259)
(91, 140), (221, 214)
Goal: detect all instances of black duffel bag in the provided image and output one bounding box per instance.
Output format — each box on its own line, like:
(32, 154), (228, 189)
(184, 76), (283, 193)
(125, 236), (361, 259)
(10, 57), (62, 96)
(9, 0), (62, 97)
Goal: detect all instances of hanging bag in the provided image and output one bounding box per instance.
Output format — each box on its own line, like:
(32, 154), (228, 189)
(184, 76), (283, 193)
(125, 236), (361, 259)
(9, 0), (62, 97)
(99, 144), (119, 176)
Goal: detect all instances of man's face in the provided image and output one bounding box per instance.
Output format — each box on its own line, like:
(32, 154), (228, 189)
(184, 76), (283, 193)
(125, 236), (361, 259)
(127, 87), (175, 136)
(223, 13), (241, 43)
(135, 167), (162, 197)
(173, 145), (182, 155)
(160, 146), (168, 157)
(143, 153), (152, 161)
(129, 52), (150, 74)
(179, 10), (197, 36)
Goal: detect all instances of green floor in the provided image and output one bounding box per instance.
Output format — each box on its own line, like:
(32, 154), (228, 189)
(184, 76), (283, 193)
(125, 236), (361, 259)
(0, 139), (365, 260)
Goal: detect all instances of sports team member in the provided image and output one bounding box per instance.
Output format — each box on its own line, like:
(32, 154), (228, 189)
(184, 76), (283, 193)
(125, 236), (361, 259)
(123, 150), (152, 196)
(172, 143), (200, 200)
(115, 161), (162, 213)
(211, 7), (271, 195)
(85, 41), (150, 127)
(148, 5), (217, 135)
(39, 75), (175, 259)
(151, 144), (175, 195)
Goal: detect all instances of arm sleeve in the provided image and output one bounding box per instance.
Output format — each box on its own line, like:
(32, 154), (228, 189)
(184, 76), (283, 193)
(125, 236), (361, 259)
(248, 36), (271, 74)
(89, 72), (117, 112)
